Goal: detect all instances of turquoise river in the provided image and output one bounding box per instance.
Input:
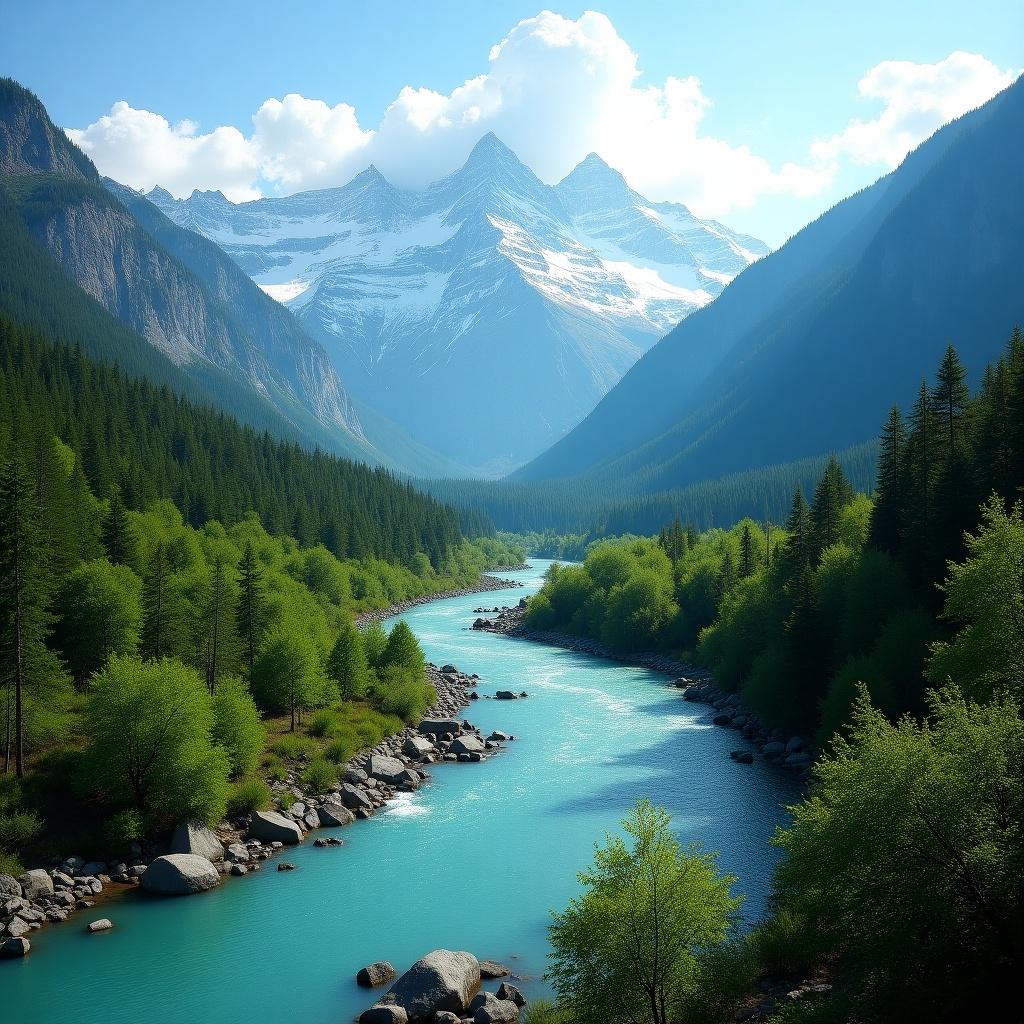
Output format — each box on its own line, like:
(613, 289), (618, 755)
(1, 561), (798, 1023)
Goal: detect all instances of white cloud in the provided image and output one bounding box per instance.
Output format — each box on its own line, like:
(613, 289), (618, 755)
(813, 51), (1017, 168)
(65, 14), (1018, 219)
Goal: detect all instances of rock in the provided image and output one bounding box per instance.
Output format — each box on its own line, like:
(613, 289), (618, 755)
(785, 752), (811, 768)
(433, 1014), (460, 1024)
(486, 732), (509, 743)
(226, 842), (250, 863)
(277, 862), (297, 871)
(450, 735), (485, 756)
(479, 960), (510, 979)
(471, 993), (519, 1023)
(730, 750), (754, 764)
(170, 819), (225, 863)
(303, 810), (320, 830)
(359, 1006), (408, 1024)
(340, 783), (375, 811)
(712, 712), (733, 726)
(51, 870), (75, 888)
(497, 983), (526, 1007)
(230, 863), (248, 876)
(317, 802), (355, 827)
(248, 810), (303, 845)
(786, 736), (806, 753)
(494, 690), (518, 700)
(0, 874), (21, 899)
(418, 718), (460, 737)
(17, 869), (53, 901)
(78, 861), (106, 877)
(761, 740), (786, 756)
(140, 854), (220, 896)
(380, 949), (481, 1020)
(87, 918), (113, 933)
(369, 754), (408, 785)
(441, 665), (458, 674)
(6, 917), (31, 938)
(0, 936), (30, 958)
(403, 735), (435, 759)
(358, 961), (398, 988)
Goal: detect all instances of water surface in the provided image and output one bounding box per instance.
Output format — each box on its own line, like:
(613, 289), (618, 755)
(2, 561), (797, 1022)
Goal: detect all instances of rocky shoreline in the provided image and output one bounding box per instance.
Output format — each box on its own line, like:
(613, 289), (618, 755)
(0, 661), (520, 959)
(355, 569), (527, 628)
(474, 604), (812, 775)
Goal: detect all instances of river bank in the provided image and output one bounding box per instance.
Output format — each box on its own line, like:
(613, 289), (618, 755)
(1, 575), (528, 961)
(475, 603), (813, 774)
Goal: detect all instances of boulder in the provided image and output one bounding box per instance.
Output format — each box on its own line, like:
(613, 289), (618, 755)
(0, 936), (30, 958)
(357, 961), (398, 988)
(403, 735), (435, 759)
(433, 1014), (460, 1024)
(785, 752), (811, 768)
(87, 918), (113, 933)
(17, 869), (53, 901)
(0, 874), (21, 899)
(248, 810), (303, 845)
(479, 960), (510, 979)
(786, 736), (806, 754)
(339, 783), (374, 812)
(317, 802), (355, 827)
(761, 741), (786, 756)
(450, 735), (485, 756)
(497, 983), (526, 1007)
(359, 1006), (408, 1024)
(440, 665), (458, 674)
(369, 754), (408, 785)
(471, 993), (519, 1023)
(140, 854), (220, 896)
(418, 719), (460, 737)
(381, 949), (481, 1020)
(169, 820), (225, 863)
(226, 843), (250, 863)
(494, 691), (518, 700)
(6, 917), (31, 938)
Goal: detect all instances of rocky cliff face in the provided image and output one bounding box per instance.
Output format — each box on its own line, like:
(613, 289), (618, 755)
(0, 78), (370, 459)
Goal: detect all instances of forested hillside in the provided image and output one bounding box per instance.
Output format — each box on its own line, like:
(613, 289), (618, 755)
(0, 312), (517, 870)
(528, 329), (1024, 741)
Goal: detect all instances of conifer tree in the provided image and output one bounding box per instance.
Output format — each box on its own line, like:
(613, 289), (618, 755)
(326, 620), (369, 700)
(810, 457), (853, 557)
(203, 557), (234, 694)
(870, 406), (907, 554)
(140, 542), (174, 660)
(932, 345), (971, 455)
(0, 452), (53, 777)
(740, 523), (755, 577)
(780, 487), (812, 583)
(235, 542), (264, 678)
(101, 490), (137, 568)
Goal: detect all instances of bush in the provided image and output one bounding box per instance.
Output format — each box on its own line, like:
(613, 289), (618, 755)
(308, 709), (338, 738)
(263, 754), (288, 782)
(747, 909), (822, 977)
(227, 777), (271, 816)
(370, 664), (435, 722)
(104, 808), (145, 850)
(212, 676), (266, 778)
(270, 734), (317, 761)
(324, 737), (356, 764)
(302, 757), (338, 794)
(523, 1001), (571, 1024)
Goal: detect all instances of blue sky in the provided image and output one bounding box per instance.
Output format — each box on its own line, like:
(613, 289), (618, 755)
(4, 1), (1021, 244)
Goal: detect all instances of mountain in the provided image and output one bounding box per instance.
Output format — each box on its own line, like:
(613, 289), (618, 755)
(149, 134), (767, 473)
(0, 78), (383, 463)
(516, 76), (1024, 490)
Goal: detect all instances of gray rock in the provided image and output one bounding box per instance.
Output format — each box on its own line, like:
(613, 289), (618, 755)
(0, 936), (30, 958)
(78, 862), (106, 877)
(479, 960), (510, 979)
(317, 802), (355, 827)
(433, 1014), (460, 1024)
(761, 741), (786, 756)
(303, 810), (320, 830)
(494, 691), (518, 700)
(140, 854), (220, 896)
(418, 718), (460, 737)
(786, 736), (806, 753)
(0, 874), (21, 899)
(51, 870), (75, 888)
(17, 869), (53, 901)
(380, 949), (481, 1020)
(497, 983), (526, 1007)
(785, 751), (811, 768)
(6, 917), (31, 938)
(339, 783), (374, 811)
(248, 810), (303, 845)
(170, 820), (225, 863)
(226, 843), (250, 863)
(230, 863), (248, 876)
(403, 735), (435, 759)
(87, 918), (113, 933)
(369, 754), (408, 785)
(472, 993), (519, 1023)
(359, 1006), (408, 1024)
(357, 961), (397, 988)
(450, 735), (485, 756)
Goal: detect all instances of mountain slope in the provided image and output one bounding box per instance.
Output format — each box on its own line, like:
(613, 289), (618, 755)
(516, 76), (1024, 488)
(0, 77), (382, 462)
(149, 134), (767, 472)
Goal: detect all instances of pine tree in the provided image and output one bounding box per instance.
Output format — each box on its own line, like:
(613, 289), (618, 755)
(740, 523), (755, 577)
(716, 550), (737, 599)
(932, 345), (971, 455)
(903, 381), (936, 584)
(870, 406), (908, 555)
(810, 458), (853, 557)
(203, 557), (234, 694)
(140, 542), (173, 660)
(779, 487), (812, 583)
(0, 452), (53, 777)
(235, 542), (264, 678)
(100, 490), (136, 568)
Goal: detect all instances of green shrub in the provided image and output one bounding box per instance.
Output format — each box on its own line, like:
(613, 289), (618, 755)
(747, 909), (823, 976)
(270, 734), (317, 761)
(370, 664), (435, 722)
(263, 754), (288, 782)
(308, 708), (338, 738)
(0, 851), (25, 876)
(324, 737), (356, 764)
(0, 809), (43, 853)
(302, 757), (338, 794)
(228, 777), (271, 816)
(104, 808), (145, 850)
(212, 676), (266, 778)
(523, 1000), (571, 1024)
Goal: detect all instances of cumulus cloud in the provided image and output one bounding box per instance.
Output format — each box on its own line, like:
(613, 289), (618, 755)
(66, 13), (1018, 218)
(813, 50), (1017, 168)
